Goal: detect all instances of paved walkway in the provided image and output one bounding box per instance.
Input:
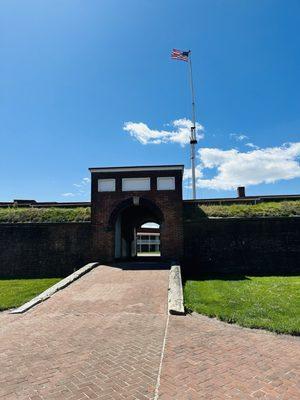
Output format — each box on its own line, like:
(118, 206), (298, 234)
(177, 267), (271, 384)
(0, 264), (299, 400)
(0, 265), (169, 400)
(159, 315), (300, 400)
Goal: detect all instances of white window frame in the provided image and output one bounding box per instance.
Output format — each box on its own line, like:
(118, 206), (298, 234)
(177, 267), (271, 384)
(157, 176), (175, 191)
(98, 179), (116, 192)
(122, 177), (150, 192)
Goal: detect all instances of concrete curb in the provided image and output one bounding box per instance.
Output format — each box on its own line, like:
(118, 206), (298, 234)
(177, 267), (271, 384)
(10, 262), (99, 314)
(168, 264), (185, 315)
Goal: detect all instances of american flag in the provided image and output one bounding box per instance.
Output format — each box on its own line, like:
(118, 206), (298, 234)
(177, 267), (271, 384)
(171, 48), (190, 62)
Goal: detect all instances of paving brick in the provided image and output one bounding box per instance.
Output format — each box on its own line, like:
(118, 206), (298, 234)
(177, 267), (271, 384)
(1, 265), (299, 399)
(158, 313), (300, 399)
(0, 265), (169, 400)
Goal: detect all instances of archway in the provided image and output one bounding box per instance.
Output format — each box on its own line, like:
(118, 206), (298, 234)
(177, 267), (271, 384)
(109, 198), (164, 259)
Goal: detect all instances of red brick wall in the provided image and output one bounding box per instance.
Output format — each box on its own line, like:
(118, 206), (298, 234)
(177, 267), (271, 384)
(90, 169), (184, 261)
(183, 216), (300, 275)
(0, 223), (92, 278)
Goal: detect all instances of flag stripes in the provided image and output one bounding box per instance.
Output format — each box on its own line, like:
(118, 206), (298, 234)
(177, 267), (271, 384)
(171, 48), (189, 62)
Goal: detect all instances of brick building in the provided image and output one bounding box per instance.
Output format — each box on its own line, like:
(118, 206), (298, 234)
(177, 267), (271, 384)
(136, 227), (160, 254)
(89, 165), (184, 262)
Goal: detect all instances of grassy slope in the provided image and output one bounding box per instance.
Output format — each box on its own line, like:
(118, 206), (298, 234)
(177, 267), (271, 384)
(0, 207), (90, 223)
(0, 201), (299, 223)
(199, 201), (300, 218)
(184, 276), (300, 335)
(183, 200), (300, 220)
(0, 278), (61, 311)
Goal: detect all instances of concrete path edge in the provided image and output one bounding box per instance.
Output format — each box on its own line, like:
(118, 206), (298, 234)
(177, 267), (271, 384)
(10, 262), (99, 314)
(168, 264), (185, 315)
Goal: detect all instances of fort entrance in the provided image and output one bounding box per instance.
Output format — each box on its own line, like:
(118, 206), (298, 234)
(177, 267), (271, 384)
(109, 197), (163, 258)
(89, 165), (184, 261)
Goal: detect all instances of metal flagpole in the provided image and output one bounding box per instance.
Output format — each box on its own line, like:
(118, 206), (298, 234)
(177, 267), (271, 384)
(187, 50), (197, 199)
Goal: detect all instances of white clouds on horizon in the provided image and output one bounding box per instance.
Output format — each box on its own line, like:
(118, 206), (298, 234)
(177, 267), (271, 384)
(230, 133), (249, 142)
(183, 165), (203, 181)
(73, 177), (90, 190)
(62, 192), (76, 197)
(122, 119), (300, 191)
(123, 118), (204, 146)
(62, 143), (300, 194)
(185, 143), (300, 190)
(61, 177), (91, 198)
(245, 142), (259, 149)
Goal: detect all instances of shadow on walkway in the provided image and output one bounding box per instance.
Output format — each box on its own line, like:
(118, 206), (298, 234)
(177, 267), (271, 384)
(112, 257), (171, 270)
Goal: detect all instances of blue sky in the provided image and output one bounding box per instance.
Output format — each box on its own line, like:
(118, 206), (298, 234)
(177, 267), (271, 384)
(1, 0), (300, 201)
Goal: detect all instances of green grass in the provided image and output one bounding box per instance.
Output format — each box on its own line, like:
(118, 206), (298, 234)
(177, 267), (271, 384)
(184, 200), (300, 219)
(0, 200), (299, 223)
(0, 207), (91, 223)
(184, 276), (300, 335)
(0, 278), (61, 311)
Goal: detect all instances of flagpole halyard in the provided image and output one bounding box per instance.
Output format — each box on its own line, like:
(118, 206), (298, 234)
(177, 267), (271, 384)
(188, 50), (197, 199)
(171, 48), (198, 199)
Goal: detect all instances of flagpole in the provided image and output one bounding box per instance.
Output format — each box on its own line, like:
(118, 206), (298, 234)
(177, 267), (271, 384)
(187, 50), (197, 199)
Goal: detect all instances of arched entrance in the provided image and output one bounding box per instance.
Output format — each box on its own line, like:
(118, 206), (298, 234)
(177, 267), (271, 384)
(108, 197), (164, 259)
(89, 165), (184, 262)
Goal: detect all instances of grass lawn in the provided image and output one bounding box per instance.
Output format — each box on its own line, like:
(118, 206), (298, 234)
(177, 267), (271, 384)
(184, 276), (300, 335)
(0, 207), (90, 223)
(184, 200), (300, 219)
(0, 200), (299, 224)
(0, 278), (61, 311)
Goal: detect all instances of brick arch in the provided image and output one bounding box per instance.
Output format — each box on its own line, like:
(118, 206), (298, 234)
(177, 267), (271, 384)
(108, 197), (164, 229)
(89, 165), (184, 261)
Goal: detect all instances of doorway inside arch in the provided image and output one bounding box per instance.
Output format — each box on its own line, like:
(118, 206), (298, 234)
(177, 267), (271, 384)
(113, 198), (164, 260)
(136, 222), (160, 257)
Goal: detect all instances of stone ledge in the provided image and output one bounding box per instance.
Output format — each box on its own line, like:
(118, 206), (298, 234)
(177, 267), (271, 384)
(168, 264), (185, 315)
(10, 262), (99, 314)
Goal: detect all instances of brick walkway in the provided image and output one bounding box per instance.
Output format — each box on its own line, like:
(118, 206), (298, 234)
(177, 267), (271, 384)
(0, 265), (169, 400)
(159, 314), (300, 400)
(0, 265), (299, 400)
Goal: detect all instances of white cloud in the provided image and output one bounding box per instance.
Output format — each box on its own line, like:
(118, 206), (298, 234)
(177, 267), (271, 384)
(230, 133), (249, 141)
(62, 192), (75, 197)
(73, 177), (90, 192)
(187, 142), (300, 190)
(245, 142), (259, 149)
(184, 165), (203, 181)
(61, 177), (91, 198)
(123, 118), (204, 147)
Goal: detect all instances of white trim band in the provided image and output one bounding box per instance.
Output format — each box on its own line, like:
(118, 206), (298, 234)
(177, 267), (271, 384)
(89, 165), (184, 173)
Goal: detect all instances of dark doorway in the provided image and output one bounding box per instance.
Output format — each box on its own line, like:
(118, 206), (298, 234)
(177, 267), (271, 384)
(111, 198), (164, 260)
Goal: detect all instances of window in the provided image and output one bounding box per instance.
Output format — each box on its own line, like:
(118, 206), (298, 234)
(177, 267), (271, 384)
(98, 179), (116, 192)
(122, 177), (150, 191)
(157, 177), (175, 191)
